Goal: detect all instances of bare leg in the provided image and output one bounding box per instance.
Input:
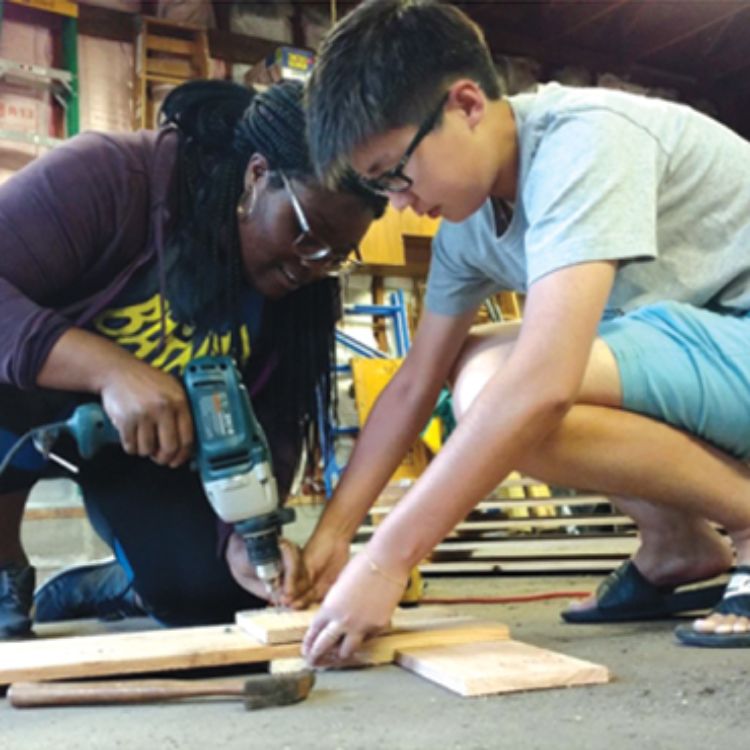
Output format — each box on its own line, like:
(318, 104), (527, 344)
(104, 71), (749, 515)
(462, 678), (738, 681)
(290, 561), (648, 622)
(451, 323), (750, 633)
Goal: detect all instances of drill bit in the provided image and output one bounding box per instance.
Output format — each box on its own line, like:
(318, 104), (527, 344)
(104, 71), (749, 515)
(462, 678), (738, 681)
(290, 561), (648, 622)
(265, 577), (283, 611)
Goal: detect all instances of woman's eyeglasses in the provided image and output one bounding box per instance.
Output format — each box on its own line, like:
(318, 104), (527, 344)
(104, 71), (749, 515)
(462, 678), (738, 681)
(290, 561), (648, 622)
(280, 171), (362, 275)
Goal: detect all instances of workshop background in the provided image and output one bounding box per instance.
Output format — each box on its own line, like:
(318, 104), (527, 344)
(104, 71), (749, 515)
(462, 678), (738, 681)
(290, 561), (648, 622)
(2, 2), (749, 749)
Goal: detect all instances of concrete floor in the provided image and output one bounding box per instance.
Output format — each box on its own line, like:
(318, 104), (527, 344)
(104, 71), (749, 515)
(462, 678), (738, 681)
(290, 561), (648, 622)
(1, 572), (746, 750)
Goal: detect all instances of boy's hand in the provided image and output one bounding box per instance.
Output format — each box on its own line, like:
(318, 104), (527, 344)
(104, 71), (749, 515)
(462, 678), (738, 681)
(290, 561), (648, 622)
(225, 534), (316, 608)
(301, 550), (407, 666)
(302, 526), (352, 600)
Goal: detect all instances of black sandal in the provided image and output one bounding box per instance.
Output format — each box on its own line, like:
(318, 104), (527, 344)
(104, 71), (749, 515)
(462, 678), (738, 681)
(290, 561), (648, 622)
(562, 561), (725, 624)
(675, 565), (750, 647)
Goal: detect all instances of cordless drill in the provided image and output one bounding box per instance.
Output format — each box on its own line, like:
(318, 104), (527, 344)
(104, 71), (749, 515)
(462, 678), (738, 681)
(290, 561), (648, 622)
(29, 356), (294, 604)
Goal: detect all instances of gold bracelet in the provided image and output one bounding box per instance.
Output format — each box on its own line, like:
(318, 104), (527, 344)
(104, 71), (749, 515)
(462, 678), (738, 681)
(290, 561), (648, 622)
(362, 551), (406, 589)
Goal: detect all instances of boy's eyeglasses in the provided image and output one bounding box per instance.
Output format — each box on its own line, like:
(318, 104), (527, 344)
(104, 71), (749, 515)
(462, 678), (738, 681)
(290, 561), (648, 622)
(361, 92), (449, 195)
(280, 171), (362, 275)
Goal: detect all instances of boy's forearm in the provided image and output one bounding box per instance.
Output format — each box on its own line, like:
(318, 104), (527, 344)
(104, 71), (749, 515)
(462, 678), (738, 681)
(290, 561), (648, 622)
(316, 373), (443, 541)
(365, 373), (572, 570)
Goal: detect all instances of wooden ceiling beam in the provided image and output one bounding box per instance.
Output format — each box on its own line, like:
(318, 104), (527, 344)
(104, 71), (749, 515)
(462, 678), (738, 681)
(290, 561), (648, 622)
(710, 51), (750, 83)
(206, 29), (279, 66)
(77, 2), (134, 43)
(627, 4), (748, 62)
(698, 13), (736, 59)
(77, 1), (278, 66)
(540, 0), (633, 43)
(478, 22), (700, 93)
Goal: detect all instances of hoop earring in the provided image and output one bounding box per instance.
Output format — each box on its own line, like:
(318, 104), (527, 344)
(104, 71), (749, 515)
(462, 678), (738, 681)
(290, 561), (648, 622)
(236, 187), (256, 222)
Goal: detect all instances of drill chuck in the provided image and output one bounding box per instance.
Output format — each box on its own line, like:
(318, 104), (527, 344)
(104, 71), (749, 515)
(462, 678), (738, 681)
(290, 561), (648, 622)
(234, 507), (296, 596)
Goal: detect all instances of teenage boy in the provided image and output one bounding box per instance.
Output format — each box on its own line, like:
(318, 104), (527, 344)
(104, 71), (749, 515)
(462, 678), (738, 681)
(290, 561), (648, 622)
(300, 0), (750, 664)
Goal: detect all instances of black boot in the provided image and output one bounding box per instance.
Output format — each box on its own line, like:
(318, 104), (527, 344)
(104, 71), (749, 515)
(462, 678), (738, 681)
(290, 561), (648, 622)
(0, 561), (35, 638)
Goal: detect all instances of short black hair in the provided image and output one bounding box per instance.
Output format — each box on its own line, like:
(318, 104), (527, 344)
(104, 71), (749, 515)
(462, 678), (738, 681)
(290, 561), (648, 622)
(306, 0), (501, 186)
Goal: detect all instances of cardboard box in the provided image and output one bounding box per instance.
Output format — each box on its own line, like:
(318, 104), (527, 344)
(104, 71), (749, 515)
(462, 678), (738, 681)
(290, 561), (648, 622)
(245, 46), (314, 86)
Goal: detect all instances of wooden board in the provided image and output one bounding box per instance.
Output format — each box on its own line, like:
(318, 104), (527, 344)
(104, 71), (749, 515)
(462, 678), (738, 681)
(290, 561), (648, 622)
(0, 621), (509, 686)
(0, 626), (292, 686)
(355, 623), (510, 667)
(396, 639), (610, 697)
(372, 494), (615, 511)
(353, 535), (639, 559)
(419, 559), (628, 574)
(236, 605), (468, 645)
(357, 515), (635, 535)
(237, 609), (318, 644)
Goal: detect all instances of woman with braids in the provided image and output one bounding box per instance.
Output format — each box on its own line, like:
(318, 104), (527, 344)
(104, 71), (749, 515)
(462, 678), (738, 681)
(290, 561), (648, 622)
(0, 79), (386, 639)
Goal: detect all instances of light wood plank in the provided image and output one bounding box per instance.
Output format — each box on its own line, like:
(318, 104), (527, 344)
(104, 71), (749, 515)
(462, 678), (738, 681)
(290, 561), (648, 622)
(236, 609), (316, 644)
(146, 57), (195, 79)
(396, 639), (610, 697)
(0, 621), (509, 686)
(357, 623), (510, 667)
(418, 559), (627, 574)
(146, 34), (195, 55)
(23, 506), (87, 521)
(358, 516), (634, 535)
(374, 483), (609, 506)
(236, 605), (471, 645)
(370, 496), (615, 514)
(0, 625), (295, 686)
(353, 535), (639, 559)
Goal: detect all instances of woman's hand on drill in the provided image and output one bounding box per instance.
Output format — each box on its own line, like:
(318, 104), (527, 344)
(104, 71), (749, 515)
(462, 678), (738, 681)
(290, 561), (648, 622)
(99, 359), (194, 467)
(225, 534), (315, 608)
(34, 329), (193, 468)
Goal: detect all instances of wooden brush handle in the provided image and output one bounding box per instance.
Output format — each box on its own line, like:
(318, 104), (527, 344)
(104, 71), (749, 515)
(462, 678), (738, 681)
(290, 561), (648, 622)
(8, 679), (244, 707)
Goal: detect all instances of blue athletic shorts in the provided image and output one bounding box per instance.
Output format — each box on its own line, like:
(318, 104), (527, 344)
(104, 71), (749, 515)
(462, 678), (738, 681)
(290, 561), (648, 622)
(599, 301), (750, 460)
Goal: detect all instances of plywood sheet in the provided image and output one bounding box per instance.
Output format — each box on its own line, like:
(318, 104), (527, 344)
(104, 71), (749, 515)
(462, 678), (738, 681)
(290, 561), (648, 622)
(396, 639), (610, 697)
(0, 620), (509, 685)
(236, 605), (467, 645)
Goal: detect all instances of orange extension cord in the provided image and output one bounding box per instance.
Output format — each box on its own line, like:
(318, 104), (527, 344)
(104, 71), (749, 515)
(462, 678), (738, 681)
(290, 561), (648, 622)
(420, 590), (592, 605)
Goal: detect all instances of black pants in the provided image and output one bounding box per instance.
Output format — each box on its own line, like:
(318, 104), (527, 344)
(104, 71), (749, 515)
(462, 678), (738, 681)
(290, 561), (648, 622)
(0, 385), (264, 625)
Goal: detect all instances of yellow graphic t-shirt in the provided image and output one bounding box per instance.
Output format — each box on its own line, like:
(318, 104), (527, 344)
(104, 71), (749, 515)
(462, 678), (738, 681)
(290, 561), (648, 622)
(93, 292), (254, 377)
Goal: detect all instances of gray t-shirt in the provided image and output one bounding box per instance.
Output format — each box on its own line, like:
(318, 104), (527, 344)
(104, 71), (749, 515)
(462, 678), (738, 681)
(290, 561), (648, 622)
(426, 83), (750, 317)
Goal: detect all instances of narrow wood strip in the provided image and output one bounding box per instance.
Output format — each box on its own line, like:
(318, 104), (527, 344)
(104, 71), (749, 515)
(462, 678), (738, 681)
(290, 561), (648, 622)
(358, 516), (634, 535)
(145, 35), (195, 55)
(146, 58), (195, 78)
(23, 507), (87, 521)
(418, 559), (627, 574)
(353, 535), (638, 559)
(236, 605), (468, 645)
(370, 496), (614, 514)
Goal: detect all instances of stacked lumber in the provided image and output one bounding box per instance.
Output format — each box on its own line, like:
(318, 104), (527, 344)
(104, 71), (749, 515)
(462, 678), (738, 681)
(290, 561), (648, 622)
(1, 608), (610, 700)
(236, 607), (610, 698)
(355, 475), (638, 575)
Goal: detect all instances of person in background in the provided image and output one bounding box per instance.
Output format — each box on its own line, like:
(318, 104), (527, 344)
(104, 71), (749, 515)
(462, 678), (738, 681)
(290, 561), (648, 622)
(0, 79), (385, 639)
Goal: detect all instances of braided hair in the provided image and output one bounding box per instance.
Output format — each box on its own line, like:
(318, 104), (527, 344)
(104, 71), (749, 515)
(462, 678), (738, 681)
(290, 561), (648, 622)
(159, 80), (385, 480)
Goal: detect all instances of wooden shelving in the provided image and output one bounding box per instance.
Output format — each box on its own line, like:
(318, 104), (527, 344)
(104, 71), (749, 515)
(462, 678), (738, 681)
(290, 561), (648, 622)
(357, 480), (639, 576)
